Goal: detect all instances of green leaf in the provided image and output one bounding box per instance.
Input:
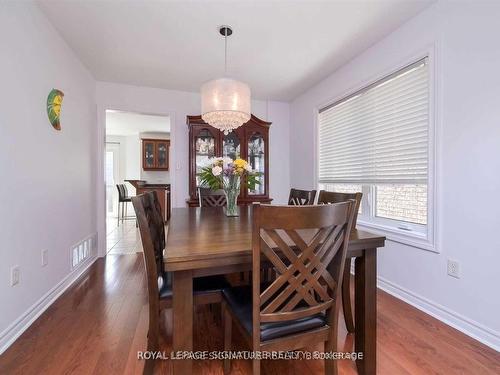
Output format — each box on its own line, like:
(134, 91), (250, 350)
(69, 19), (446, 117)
(197, 166), (223, 190)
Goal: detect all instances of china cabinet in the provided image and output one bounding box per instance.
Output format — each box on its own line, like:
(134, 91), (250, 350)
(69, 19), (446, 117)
(142, 139), (170, 170)
(186, 114), (272, 207)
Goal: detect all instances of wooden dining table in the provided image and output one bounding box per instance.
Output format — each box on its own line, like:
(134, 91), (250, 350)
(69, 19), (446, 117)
(165, 206), (385, 375)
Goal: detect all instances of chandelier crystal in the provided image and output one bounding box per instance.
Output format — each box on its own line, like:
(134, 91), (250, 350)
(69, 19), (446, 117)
(201, 26), (251, 135)
(201, 78), (251, 135)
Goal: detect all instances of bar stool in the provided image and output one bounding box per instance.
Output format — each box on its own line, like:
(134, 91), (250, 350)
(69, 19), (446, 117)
(116, 184), (133, 226)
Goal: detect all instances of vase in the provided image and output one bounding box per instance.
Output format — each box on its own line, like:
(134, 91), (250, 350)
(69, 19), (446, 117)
(223, 175), (240, 217)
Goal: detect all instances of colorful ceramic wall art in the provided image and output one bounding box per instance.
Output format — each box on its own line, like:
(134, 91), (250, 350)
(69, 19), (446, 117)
(46, 89), (64, 130)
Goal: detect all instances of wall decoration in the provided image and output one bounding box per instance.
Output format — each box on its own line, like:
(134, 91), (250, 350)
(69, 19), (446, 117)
(46, 89), (64, 130)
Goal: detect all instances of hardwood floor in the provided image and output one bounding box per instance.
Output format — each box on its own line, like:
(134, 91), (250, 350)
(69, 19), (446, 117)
(0, 254), (498, 375)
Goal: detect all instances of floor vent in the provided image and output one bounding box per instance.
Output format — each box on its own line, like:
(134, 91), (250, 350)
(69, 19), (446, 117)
(71, 234), (96, 270)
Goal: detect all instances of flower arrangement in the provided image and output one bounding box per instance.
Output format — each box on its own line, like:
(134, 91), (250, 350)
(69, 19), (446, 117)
(198, 157), (261, 216)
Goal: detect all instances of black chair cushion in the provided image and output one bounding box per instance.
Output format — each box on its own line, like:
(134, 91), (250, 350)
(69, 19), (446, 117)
(223, 285), (327, 341)
(159, 271), (230, 299)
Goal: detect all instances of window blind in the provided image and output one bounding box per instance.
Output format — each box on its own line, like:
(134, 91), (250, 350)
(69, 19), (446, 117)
(318, 58), (429, 184)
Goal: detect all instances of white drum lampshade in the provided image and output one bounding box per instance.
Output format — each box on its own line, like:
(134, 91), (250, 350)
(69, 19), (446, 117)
(201, 78), (251, 135)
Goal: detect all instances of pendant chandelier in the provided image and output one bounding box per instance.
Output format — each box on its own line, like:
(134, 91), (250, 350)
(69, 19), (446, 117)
(201, 26), (251, 135)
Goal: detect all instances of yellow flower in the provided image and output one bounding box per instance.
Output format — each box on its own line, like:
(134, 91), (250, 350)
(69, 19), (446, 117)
(234, 158), (247, 168)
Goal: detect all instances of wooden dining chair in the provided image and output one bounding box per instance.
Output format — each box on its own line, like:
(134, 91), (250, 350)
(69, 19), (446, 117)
(288, 188), (317, 205)
(222, 202), (356, 375)
(198, 187), (227, 207)
(317, 190), (362, 334)
(132, 191), (229, 370)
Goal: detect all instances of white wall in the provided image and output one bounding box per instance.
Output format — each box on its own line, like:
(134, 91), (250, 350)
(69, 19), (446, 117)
(290, 1), (500, 349)
(105, 134), (143, 186)
(125, 135), (141, 180)
(0, 2), (96, 351)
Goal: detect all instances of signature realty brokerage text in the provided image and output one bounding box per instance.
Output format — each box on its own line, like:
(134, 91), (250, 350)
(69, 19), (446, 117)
(137, 350), (363, 361)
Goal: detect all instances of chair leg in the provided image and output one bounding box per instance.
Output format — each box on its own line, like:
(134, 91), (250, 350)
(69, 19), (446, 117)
(143, 356), (155, 375)
(144, 329), (159, 375)
(223, 303), (232, 375)
(144, 307), (160, 375)
(342, 258), (355, 333)
(325, 311), (339, 375)
(252, 358), (261, 375)
(117, 200), (120, 227)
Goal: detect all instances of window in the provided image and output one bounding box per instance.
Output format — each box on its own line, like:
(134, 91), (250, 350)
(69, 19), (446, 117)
(318, 58), (432, 243)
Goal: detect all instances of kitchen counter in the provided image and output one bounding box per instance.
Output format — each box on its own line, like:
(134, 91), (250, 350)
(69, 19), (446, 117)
(125, 180), (171, 221)
(125, 179), (170, 189)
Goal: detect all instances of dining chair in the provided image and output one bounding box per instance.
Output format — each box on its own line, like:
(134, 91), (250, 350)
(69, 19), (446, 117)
(198, 187), (227, 207)
(132, 191), (229, 371)
(222, 202), (356, 375)
(288, 188), (317, 205)
(317, 190), (362, 334)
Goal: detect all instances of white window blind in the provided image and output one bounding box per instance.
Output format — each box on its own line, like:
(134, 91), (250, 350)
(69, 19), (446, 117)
(318, 58), (429, 185)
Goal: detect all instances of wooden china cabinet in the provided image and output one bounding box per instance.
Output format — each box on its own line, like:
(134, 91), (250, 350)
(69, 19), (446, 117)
(186, 114), (272, 207)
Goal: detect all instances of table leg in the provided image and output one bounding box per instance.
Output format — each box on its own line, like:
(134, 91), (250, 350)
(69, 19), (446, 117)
(172, 270), (193, 374)
(354, 248), (377, 375)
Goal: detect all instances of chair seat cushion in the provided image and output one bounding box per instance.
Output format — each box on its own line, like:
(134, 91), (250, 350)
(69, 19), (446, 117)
(159, 271), (230, 299)
(223, 285), (327, 341)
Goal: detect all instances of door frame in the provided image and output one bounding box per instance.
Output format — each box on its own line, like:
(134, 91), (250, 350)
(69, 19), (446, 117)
(105, 142), (121, 217)
(96, 106), (176, 258)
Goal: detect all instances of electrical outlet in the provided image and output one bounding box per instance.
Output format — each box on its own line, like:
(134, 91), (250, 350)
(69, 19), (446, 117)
(447, 259), (460, 278)
(42, 249), (48, 267)
(10, 266), (20, 286)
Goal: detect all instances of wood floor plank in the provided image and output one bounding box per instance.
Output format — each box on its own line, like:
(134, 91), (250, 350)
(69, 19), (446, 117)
(0, 254), (498, 375)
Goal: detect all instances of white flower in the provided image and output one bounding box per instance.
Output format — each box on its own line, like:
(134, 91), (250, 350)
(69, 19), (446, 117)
(222, 157), (233, 167)
(244, 164), (253, 172)
(212, 166), (223, 176)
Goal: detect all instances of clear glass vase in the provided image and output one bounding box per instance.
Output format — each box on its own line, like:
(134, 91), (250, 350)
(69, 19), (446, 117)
(223, 175), (240, 217)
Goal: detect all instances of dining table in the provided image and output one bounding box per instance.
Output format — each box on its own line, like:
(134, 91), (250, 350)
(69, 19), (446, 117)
(164, 206), (385, 375)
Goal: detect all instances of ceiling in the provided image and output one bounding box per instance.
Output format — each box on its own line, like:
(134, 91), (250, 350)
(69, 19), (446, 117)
(105, 110), (170, 136)
(38, 0), (433, 101)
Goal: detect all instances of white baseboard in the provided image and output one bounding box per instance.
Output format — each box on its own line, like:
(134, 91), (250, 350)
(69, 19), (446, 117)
(377, 276), (500, 352)
(0, 255), (98, 355)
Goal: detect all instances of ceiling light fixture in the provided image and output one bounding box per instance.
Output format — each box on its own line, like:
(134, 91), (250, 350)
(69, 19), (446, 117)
(201, 26), (251, 135)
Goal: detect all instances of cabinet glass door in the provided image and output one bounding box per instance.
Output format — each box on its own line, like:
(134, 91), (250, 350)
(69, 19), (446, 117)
(223, 131), (241, 159)
(144, 141), (155, 169)
(195, 129), (216, 186)
(156, 141), (169, 169)
(247, 132), (265, 195)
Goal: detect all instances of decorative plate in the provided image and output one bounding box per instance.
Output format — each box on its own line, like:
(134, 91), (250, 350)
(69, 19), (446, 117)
(47, 89), (64, 130)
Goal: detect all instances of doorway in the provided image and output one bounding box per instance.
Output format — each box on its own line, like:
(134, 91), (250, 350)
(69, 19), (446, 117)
(103, 110), (171, 254)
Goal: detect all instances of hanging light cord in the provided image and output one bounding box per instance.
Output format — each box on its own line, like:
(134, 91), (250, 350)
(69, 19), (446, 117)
(224, 28), (228, 75)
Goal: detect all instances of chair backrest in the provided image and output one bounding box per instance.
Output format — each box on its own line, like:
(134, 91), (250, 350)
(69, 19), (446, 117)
(251, 202), (356, 339)
(116, 184), (125, 201)
(198, 187), (227, 207)
(288, 188), (316, 205)
(131, 191), (166, 304)
(317, 190), (362, 230)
